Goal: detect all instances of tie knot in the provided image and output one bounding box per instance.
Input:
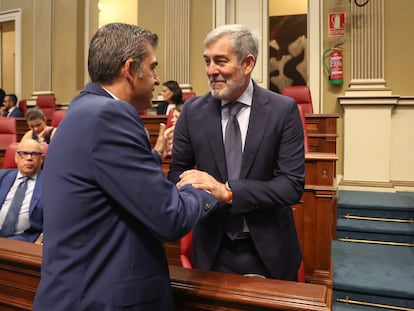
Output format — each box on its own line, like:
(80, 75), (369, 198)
(20, 176), (29, 184)
(227, 102), (245, 117)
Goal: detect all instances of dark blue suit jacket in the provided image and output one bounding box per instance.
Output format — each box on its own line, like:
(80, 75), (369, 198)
(168, 81), (305, 280)
(33, 82), (217, 311)
(8, 107), (23, 117)
(0, 169), (43, 242)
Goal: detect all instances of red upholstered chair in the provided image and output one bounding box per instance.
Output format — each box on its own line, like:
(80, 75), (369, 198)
(179, 231), (193, 269)
(2, 142), (19, 169)
(51, 109), (67, 127)
(2, 142), (49, 169)
(281, 86), (314, 115)
(182, 92), (196, 102)
(18, 99), (28, 117)
(179, 231), (306, 282)
(0, 117), (17, 147)
(36, 94), (56, 120)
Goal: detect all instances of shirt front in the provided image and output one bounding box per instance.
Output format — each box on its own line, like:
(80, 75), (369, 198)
(0, 173), (38, 234)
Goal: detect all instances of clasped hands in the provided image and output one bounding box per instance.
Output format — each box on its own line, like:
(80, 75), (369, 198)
(152, 123), (228, 202)
(177, 169), (229, 203)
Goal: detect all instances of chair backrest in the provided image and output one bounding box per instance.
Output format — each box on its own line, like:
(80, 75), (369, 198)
(51, 109), (67, 127)
(281, 86), (314, 115)
(18, 99), (28, 117)
(182, 92), (196, 102)
(2, 142), (19, 169)
(2, 142), (49, 169)
(0, 117), (17, 146)
(36, 94), (56, 119)
(179, 231), (193, 269)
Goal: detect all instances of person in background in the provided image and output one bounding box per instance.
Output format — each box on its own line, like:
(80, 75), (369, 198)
(166, 102), (184, 128)
(168, 24), (305, 281)
(33, 23), (226, 311)
(0, 139), (44, 242)
(2, 94), (22, 117)
(156, 80), (183, 115)
(164, 103), (184, 157)
(0, 88), (6, 112)
(21, 107), (56, 144)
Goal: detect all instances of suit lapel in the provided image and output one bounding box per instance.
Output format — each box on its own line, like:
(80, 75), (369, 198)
(202, 97), (228, 181)
(29, 171), (42, 216)
(240, 86), (271, 178)
(0, 171), (17, 209)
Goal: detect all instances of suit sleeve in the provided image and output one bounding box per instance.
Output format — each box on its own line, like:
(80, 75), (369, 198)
(90, 103), (217, 241)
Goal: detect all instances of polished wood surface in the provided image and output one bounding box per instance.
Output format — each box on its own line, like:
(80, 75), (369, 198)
(305, 113), (339, 153)
(0, 238), (332, 311)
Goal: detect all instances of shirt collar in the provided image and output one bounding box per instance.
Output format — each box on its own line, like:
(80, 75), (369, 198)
(221, 79), (253, 108)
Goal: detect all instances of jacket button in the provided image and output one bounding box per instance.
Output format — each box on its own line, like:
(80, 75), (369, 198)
(203, 201), (211, 211)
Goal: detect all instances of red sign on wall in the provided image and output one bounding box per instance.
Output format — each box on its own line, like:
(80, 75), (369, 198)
(329, 12), (345, 36)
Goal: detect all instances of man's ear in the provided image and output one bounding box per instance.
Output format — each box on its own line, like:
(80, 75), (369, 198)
(243, 54), (256, 74)
(122, 59), (136, 83)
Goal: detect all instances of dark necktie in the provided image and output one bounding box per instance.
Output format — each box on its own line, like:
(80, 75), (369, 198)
(224, 102), (244, 239)
(0, 176), (28, 237)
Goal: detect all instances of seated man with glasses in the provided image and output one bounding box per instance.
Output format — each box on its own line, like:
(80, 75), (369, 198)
(0, 139), (45, 242)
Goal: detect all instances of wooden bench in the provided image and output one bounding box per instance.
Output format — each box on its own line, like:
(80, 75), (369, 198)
(0, 238), (332, 311)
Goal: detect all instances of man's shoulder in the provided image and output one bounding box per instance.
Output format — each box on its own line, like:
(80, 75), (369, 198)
(0, 169), (17, 180)
(184, 93), (211, 108)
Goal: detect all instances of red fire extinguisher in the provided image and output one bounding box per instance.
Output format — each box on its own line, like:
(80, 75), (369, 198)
(323, 43), (343, 86)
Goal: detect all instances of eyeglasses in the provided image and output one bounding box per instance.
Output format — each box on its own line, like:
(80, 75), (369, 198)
(16, 151), (43, 159)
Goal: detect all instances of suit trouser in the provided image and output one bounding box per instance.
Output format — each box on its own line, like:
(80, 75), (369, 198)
(211, 234), (270, 278)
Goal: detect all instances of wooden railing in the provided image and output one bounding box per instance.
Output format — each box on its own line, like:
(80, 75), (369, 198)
(0, 238), (332, 311)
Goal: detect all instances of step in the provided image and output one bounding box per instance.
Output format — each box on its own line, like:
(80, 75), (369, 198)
(338, 191), (414, 220)
(336, 218), (414, 244)
(332, 240), (414, 309)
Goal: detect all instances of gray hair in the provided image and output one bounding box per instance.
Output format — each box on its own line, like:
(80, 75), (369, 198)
(204, 24), (259, 65)
(88, 23), (158, 84)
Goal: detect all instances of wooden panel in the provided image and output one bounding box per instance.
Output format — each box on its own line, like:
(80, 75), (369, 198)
(141, 115), (167, 148)
(308, 135), (337, 153)
(305, 153), (338, 187)
(0, 238), (332, 311)
(305, 113), (338, 135)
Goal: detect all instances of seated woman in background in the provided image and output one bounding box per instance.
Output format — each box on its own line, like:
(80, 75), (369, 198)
(157, 80), (183, 115)
(21, 107), (56, 144)
(166, 103), (184, 128)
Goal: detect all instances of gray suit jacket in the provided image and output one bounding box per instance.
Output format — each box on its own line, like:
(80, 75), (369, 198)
(168, 81), (305, 280)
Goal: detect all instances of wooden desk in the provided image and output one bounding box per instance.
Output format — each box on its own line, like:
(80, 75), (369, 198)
(305, 113), (339, 153)
(141, 115), (167, 148)
(0, 238), (332, 311)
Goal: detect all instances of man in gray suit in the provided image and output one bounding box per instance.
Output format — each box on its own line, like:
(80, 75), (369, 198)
(169, 24), (305, 281)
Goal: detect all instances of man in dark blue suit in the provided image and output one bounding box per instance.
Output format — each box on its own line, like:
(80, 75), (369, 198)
(2, 94), (22, 117)
(0, 139), (44, 242)
(169, 24), (305, 281)
(34, 23), (223, 311)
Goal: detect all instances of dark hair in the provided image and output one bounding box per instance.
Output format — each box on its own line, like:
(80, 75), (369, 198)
(6, 94), (18, 106)
(163, 80), (183, 105)
(88, 23), (159, 84)
(0, 89), (5, 104)
(26, 107), (46, 121)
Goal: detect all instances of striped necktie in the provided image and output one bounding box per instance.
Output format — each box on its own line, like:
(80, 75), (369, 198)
(0, 176), (29, 237)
